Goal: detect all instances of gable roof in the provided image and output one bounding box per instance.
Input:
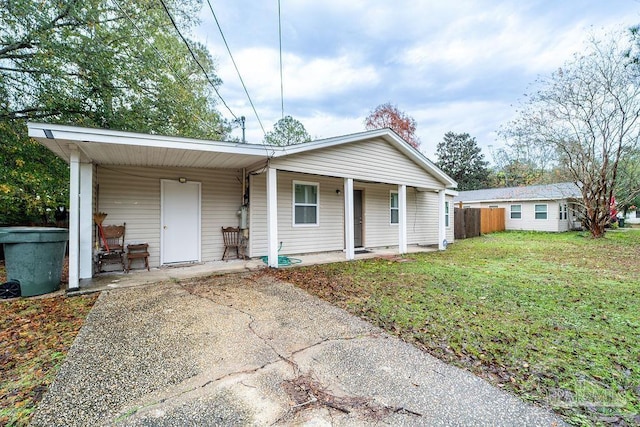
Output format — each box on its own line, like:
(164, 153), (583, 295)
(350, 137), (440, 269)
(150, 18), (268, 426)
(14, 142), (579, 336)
(454, 182), (582, 203)
(27, 123), (456, 188)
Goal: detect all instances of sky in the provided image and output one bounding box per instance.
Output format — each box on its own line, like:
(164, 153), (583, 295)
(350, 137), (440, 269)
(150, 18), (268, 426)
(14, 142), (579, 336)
(195, 0), (640, 161)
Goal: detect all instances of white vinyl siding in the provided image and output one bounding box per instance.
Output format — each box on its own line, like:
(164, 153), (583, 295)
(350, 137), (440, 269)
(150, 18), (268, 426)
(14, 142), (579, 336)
(390, 191), (399, 224)
(96, 166), (242, 267)
(269, 138), (442, 189)
(535, 204), (548, 220)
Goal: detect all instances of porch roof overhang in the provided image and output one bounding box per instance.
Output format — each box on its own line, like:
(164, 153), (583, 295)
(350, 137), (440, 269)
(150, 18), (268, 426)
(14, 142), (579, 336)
(27, 123), (457, 189)
(28, 122), (270, 169)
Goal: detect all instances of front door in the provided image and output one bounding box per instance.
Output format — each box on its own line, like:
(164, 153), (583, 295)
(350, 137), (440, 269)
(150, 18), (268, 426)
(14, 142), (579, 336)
(354, 190), (363, 247)
(161, 180), (200, 264)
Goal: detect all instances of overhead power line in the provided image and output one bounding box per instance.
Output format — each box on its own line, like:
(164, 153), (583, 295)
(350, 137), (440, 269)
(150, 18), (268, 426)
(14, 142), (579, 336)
(158, 0), (238, 121)
(110, 0), (225, 135)
(204, 0), (266, 136)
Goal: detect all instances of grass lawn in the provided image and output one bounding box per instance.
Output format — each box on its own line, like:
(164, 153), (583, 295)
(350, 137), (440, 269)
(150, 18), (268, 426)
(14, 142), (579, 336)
(0, 266), (97, 427)
(270, 230), (640, 426)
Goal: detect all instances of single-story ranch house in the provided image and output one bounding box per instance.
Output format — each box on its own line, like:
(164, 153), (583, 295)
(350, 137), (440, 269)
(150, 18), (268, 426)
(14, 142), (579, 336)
(454, 182), (583, 232)
(28, 123), (458, 290)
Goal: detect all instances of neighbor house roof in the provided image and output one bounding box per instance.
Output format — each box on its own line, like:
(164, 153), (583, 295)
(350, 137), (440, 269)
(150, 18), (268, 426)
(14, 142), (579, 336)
(27, 122), (456, 188)
(454, 182), (582, 203)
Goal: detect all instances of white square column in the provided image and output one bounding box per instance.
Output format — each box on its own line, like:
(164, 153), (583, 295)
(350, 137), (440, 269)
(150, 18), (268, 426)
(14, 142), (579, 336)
(438, 189), (446, 250)
(68, 146), (80, 289)
(344, 178), (355, 260)
(398, 184), (407, 254)
(79, 163), (93, 279)
(266, 167), (279, 268)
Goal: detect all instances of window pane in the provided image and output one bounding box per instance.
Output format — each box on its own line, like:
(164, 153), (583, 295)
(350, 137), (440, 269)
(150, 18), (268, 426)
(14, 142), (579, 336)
(295, 206), (317, 224)
(535, 205), (547, 220)
(390, 193), (398, 208)
(295, 184), (317, 204)
(510, 205), (521, 219)
(391, 209), (399, 224)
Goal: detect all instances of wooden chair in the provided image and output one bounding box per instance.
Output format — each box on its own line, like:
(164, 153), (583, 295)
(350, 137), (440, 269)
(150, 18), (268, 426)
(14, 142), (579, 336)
(221, 227), (246, 261)
(126, 243), (150, 273)
(96, 223), (126, 272)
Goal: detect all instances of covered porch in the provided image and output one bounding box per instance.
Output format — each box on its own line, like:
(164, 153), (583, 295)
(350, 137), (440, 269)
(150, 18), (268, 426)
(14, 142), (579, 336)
(28, 123), (456, 292)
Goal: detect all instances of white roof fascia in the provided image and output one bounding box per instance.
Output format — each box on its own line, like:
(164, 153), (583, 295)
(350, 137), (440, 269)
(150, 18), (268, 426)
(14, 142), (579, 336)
(27, 122), (275, 157)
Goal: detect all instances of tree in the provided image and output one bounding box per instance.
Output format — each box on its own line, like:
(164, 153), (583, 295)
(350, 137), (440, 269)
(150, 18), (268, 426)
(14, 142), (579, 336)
(501, 32), (640, 237)
(614, 148), (640, 215)
(0, 0), (228, 224)
(263, 115), (311, 146)
(435, 132), (489, 190)
(364, 103), (421, 149)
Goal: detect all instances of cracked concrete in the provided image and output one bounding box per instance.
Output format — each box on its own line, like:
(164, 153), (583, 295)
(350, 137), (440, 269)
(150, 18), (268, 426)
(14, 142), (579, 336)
(32, 273), (565, 426)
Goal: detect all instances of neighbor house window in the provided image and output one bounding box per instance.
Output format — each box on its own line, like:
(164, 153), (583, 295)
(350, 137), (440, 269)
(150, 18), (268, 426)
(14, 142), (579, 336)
(293, 181), (318, 225)
(445, 201), (450, 227)
(535, 204), (548, 220)
(559, 203), (568, 220)
(510, 204), (522, 219)
(390, 192), (399, 224)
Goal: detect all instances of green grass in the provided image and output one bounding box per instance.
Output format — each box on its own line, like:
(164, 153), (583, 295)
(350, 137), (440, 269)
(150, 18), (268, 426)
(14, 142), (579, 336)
(271, 230), (640, 426)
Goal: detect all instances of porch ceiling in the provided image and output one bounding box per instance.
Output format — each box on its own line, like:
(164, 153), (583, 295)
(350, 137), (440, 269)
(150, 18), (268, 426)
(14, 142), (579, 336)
(28, 123), (270, 169)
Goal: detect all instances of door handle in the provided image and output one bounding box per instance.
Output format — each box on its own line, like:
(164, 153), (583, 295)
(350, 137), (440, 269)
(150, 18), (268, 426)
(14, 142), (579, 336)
(163, 225), (167, 229)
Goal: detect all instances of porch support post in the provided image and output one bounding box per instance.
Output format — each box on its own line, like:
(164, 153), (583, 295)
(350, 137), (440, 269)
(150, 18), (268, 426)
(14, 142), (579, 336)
(438, 189), (446, 250)
(398, 184), (407, 254)
(266, 166), (278, 268)
(344, 178), (355, 260)
(79, 163), (93, 279)
(68, 146), (80, 290)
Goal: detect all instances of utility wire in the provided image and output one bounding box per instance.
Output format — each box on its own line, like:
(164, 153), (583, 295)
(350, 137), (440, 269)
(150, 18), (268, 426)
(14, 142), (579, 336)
(110, 0), (224, 135)
(204, 0), (266, 136)
(158, 0), (238, 121)
(278, 0), (284, 119)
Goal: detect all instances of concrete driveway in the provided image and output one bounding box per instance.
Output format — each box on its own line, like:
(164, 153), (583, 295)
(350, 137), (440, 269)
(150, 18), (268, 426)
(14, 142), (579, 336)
(32, 273), (564, 426)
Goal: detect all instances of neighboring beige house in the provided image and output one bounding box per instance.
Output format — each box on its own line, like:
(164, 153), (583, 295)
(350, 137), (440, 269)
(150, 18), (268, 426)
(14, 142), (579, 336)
(454, 183), (583, 232)
(28, 123), (457, 290)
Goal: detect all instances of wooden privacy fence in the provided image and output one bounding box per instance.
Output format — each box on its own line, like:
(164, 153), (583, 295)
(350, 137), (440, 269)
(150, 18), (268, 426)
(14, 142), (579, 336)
(454, 207), (505, 239)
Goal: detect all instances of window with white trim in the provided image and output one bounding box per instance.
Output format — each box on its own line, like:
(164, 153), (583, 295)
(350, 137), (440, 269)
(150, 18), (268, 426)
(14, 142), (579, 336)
(510, 204), (522, 219)
(559, 203), (568, 220)
(535, 204), (548, 220)
(293, 181), (318, 225)
(445, 201), (450, 227)
(390, 191), (399, 224)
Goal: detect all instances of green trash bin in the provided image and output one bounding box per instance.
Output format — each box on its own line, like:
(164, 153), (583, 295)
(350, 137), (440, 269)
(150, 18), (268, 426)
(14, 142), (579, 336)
(0, 227), (68, 297)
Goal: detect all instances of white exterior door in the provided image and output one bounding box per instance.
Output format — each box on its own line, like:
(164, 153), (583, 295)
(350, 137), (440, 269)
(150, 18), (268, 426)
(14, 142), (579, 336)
(161, 180), (200, 264)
